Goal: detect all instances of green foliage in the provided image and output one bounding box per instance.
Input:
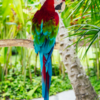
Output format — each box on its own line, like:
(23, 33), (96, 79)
(0, 47), (8, 64)
(50, 75), (72, 96)
(85, 68), (100, 94)
(62, 0), (100, 80)
(13, 0), (24, 25)
(1, 0), (100, 99)
(0, 65), (72, 99)
(52, 64), (60, 76)
(89, 76), (100, 94)
(78, 47), (100, 79)
(62, 0), (100, 57)
(0, 46), (70, 99)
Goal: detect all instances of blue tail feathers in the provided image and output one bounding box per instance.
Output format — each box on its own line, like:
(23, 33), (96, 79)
(41, 46), (54, 100)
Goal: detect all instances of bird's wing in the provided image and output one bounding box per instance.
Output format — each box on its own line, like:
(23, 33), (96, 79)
(32, 11), (59, 54)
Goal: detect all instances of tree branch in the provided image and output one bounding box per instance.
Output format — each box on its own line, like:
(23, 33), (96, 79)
(0, 39), (59, 49)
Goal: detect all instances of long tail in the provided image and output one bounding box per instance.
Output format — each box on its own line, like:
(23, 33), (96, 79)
(39, 46), (54, 100)
(42, 55), (52, 100)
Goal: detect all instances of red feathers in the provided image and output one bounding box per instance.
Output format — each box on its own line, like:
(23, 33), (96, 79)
(42, 0), (55, 11)
(32, 0), (59, 26)
(42, 56), (50, 92)
(54, 12), (59, 26)
(42, 56), (46, 83)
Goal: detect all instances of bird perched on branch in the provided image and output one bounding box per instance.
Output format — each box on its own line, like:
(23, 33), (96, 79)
(32, 0), (65, 100)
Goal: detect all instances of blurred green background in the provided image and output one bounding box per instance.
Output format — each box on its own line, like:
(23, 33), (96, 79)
(0, 0), (100, 99)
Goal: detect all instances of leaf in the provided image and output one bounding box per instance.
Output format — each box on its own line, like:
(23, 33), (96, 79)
(13, 0), (24, 25)
(3, 92), (10, 97)
(0, 47), (8, 64)
(76, 30), (89, 52)
(2, 0), (12, 21)
(27, 83), (40, 97)
(83, 33), (98, 58)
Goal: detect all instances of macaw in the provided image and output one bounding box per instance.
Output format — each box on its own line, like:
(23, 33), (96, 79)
(32, 0), (65, 100)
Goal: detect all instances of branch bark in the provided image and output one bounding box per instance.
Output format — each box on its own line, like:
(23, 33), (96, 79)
(0, 39), (59, 49)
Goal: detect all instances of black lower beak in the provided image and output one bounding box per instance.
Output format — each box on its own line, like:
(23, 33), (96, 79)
(55, 2), (63, 10)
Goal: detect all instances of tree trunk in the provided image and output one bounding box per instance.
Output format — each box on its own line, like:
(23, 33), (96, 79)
(57, 17), (98, 100)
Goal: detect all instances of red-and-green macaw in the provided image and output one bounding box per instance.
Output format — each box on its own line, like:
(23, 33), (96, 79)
(32, 0), (65, 100)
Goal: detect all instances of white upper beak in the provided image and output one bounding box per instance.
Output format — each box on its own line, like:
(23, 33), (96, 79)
(61, 1), (65, 12)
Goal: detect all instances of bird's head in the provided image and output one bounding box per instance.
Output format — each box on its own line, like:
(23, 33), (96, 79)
(40, 0), (65, 12)
(54, 0), (65, 12)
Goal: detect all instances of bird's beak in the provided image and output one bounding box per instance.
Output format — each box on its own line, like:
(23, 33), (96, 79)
(55, 1), (65, 12)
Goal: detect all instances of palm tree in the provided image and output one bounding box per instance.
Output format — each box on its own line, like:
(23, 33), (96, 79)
(58, 17), (98, 100)
(59, 0), (100, 99)
(62, 0), (100, 79)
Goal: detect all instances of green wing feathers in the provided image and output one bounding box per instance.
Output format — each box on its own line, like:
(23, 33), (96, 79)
(32, 19), (59, 46)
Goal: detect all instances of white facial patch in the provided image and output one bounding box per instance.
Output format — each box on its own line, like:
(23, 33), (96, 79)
(40, 0), (46, 5)
(40, 0), (65, 12)
(54, 0), (62, 7)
